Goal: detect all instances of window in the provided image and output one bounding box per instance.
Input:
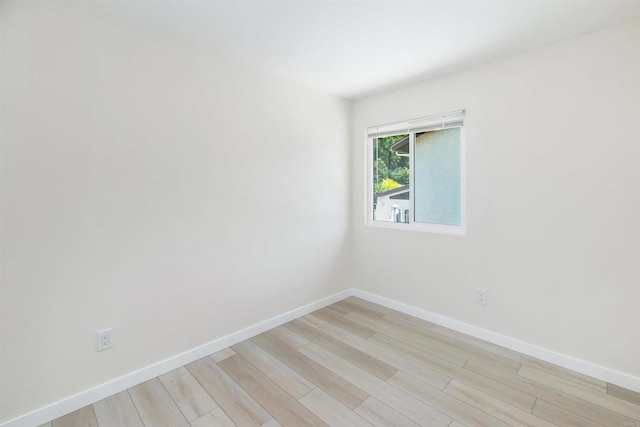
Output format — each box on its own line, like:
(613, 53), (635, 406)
(366, 110), (465, 235)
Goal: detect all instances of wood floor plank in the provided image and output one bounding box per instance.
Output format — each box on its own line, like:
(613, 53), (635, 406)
(252, 331), (368, 409)
(211, 348), (236, 363)
(299, 313), (328, 328)
(51, 405), (98, 427)
(346, 313), (471, 366)
(377, 314), (437, 340)
(333, 300), (385, 320)
(310, 314), (451, 390)
(268, 325), (309, 349)
(429, 325), (523, 362)
(286, 318), (398, 381)
(518, 364), (640, 420)
(521, 356), (607, 393)
(93, 390), (144, 427)
(353, 396), (420, 427)
(608, 383), (640, 406)
(350, 310), (521, 375)
(380, 316), (522, 373)
(344, 297), (400, 317)
(299, 342), (452, 427)
(261, 419), (283, 427)
(443, 379), (556, 427)
(128, 378), (189, 427)
(323, 301), (351, 315)
(532, 399), (603, 427)
(400, 324), (522, 374)
(388, 371), (509, 427)
(190, 408), (236, 427)
(186, 356), (271, 426)
(312, 307), (377, 338)
(38, 424), (52, 427)
(298, 388), (373, 427)
(371, 333), (537, 412)
(466, 357), (637, 426)
(159, 366), (218, 422)
(218, 354), (328, 426)
(232, 340), (315, 399)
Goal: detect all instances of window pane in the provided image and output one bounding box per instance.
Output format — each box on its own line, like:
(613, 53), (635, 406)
(414, 127), (461, 226)
(372, 134), (409, 222)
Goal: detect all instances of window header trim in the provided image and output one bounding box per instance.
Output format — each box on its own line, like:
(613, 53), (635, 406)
(367, 109), (465, 138)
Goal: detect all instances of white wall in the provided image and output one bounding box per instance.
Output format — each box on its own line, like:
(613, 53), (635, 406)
(0, 2), (350, 421)
(352, 21), (640, 379)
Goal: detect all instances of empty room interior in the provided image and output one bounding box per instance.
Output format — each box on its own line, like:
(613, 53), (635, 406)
(2, 1), (640, 426)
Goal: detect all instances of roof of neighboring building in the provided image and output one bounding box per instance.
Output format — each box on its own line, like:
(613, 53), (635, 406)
(376, 185), (409, 198)
(390, 135), (409, 155)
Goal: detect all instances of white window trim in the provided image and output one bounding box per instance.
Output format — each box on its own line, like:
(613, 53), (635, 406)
(364, 112), (467, 236)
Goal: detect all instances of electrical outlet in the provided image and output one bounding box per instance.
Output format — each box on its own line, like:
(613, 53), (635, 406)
(475, 289), (488, 305)
(97, 328), (113, 351)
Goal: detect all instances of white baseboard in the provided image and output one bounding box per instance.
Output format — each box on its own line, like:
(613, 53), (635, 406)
(351, 289), (640, 394)
(0, 289), (353, 427)
(4, 287), (640, 426)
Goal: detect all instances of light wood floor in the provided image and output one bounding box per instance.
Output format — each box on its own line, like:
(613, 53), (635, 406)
(44, 297), (640, 427)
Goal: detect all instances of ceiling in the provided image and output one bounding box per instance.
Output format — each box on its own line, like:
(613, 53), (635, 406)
(64, 1), (640, 100)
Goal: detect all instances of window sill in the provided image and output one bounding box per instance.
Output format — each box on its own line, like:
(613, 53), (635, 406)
(365, 220), (466, 236)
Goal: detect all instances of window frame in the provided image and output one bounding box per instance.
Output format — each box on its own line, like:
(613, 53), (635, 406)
(364, 113), (467, 236)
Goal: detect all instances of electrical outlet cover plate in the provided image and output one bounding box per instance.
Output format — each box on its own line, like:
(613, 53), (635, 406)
(475, 289), (488, 305)
(97, 328), (113, 351)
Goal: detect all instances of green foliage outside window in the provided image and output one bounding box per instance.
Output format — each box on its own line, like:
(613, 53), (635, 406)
(378, 178), (402, 193)
(373, 135), (410, 195)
